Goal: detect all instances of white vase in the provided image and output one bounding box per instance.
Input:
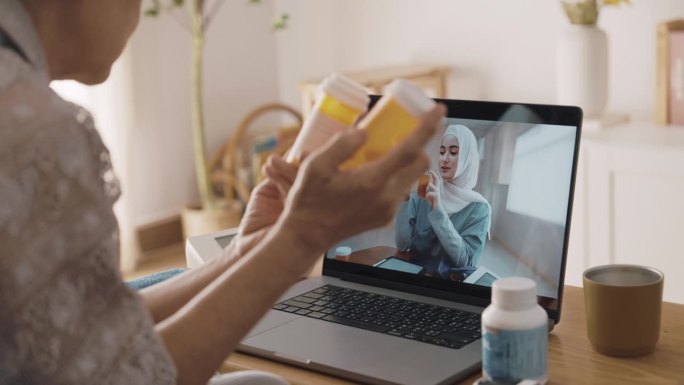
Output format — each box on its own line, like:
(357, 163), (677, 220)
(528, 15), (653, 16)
(556, 24), (608, 118)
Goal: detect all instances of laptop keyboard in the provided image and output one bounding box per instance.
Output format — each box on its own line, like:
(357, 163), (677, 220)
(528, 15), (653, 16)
(272, 284), (481, 350)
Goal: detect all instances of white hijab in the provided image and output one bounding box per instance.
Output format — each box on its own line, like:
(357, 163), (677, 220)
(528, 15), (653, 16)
(436, 125), (491, 234)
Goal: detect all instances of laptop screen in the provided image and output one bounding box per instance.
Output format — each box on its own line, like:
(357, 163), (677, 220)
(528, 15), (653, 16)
(323, 98), (582, 321)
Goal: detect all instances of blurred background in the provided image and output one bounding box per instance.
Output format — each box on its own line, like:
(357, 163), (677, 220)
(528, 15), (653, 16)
(50, 0), (684, 303)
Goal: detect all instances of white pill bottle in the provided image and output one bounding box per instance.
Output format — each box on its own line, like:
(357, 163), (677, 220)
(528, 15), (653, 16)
(286, 73), (369, 164)
(481, 277), (548, 385)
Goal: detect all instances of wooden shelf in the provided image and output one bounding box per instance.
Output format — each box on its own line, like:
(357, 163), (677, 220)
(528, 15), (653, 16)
(298, 64), (451, 118)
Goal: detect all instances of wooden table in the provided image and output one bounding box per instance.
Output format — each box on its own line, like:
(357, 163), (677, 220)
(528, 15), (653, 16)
(220, 284), (684, 384)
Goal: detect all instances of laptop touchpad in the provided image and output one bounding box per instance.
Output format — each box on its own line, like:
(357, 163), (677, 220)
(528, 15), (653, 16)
(245, 310), (299, 338)
(243, 317), (410, 368)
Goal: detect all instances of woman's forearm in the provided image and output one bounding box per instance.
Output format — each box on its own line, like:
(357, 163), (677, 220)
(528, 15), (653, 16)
(151, 105), (445, 385)
(155, 226), (316, 385)
(140, 241), (239, 324)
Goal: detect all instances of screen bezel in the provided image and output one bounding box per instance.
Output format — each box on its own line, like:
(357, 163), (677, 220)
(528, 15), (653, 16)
(322, 96), (583, 324)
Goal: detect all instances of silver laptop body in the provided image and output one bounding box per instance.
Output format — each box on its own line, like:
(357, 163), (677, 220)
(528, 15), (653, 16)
(235, 98), (582, 385)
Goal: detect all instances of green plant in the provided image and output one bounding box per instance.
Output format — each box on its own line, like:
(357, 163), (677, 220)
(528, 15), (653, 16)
(561, 0), (630, 25)
(145, 0), (288, 210)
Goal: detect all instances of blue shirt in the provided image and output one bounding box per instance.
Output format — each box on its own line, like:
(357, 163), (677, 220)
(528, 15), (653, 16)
(394, 193), (490, 279)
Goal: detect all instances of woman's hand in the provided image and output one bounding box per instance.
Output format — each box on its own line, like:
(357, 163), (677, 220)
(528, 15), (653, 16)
(425, 170), (442, 210)
(277, 104), (447, 260)
(157, 105), (445, 385)
(233, 155), (298, 257)
(144, 155), (302, 325)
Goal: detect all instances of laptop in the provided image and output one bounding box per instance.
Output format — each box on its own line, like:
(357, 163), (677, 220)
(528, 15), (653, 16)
(187, 97), (582, 385)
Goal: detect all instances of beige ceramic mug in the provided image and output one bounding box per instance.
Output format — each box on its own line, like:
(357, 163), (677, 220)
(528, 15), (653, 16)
(583, 264), (664, 357)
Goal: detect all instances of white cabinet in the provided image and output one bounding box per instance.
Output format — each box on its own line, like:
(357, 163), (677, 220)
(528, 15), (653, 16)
(566, 123), (684, 303)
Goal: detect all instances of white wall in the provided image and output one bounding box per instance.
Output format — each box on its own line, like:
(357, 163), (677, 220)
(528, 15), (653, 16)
(272, 0), (684, 120)
(126, 0), (683, 226)
(128, 1), (280, 225)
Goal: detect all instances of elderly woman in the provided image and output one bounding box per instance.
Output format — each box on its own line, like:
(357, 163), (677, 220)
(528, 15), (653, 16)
(0, 1), (445, 384)
(395, 124), (491, 280)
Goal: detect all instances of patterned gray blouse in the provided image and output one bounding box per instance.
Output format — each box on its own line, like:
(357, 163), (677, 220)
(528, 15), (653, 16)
(0, 1), (176, 383)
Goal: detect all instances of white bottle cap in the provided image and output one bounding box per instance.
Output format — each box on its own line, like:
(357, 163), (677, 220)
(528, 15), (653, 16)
(335, 246), (352, 257)
(319, 73), (370, 112)
(384, 79), (436, 118)
(491, 277), (538, 311)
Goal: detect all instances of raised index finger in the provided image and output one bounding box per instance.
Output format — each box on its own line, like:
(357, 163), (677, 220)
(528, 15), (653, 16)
(426, 170), (439, 183)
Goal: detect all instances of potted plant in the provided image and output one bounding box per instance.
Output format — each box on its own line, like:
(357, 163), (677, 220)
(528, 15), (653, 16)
(145, 0), (288, 237)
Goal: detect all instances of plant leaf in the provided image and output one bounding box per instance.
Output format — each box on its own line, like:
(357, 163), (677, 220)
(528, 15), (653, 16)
(271, 13), (289, 31)
(144, 0), (161, 17)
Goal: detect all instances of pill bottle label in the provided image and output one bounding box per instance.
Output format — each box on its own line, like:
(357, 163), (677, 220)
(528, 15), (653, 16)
(341, 97), (419, 169)
(318, 94), (362, 126)
(482, 324), (547, 383)
(287, 93), (363, 164)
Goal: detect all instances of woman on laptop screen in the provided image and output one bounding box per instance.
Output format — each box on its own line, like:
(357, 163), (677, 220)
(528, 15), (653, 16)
(395, 124), (491, 281)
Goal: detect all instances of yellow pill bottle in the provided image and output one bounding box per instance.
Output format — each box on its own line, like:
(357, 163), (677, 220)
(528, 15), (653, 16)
(286, 73), (369, 164)
(341, 79), (436, 170)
